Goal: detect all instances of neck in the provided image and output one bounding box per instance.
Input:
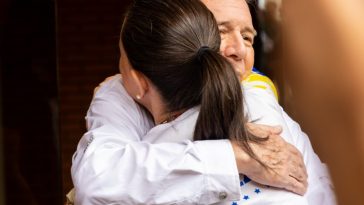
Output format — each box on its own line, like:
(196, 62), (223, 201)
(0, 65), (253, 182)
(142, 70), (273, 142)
(155, 109), (185, 125)
(146, 101), (185, 125)
(137, 84), (184, 125)
(152, 107), (171, 125)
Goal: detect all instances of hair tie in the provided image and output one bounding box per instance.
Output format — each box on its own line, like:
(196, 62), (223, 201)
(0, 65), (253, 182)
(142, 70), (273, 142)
(197, 46), (210, 61)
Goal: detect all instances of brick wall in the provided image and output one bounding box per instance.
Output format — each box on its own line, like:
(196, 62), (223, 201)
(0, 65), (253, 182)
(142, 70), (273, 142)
(57, 0), (132, 198)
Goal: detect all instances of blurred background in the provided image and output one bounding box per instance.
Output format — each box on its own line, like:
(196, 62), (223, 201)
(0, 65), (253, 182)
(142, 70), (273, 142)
(1, 0), (131, 204)
(0, 0), (363, 204)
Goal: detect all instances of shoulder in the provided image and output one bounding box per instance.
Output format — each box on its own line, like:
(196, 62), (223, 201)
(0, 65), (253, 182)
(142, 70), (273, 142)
(91, 74), (137, 111)
(93, 74), (127, 99)
(243, 69), (279, 101)
(87, 74), (153, 136)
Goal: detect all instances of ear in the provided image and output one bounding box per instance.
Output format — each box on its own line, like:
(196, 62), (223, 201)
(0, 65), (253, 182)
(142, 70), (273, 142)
(130, 69), (149, 99)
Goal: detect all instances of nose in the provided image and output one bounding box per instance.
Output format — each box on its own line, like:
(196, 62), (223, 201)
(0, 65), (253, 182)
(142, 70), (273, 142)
(221, 32), (247, 61)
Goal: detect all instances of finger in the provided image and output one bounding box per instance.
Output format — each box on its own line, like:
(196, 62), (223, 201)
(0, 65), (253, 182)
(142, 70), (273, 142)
(289, 165), (307, 184)
(264, 125), (282, 135)
(296, 175), (308, 190)
(285, 176), (308, 196)
(247, 123), (282, 135)
(287, 144), (308, 180)
(295, 157), (308, 181)
(246, 123), (270, 139)
(270, 125), (282, 134)
(292, 170), (307, 183)
(299, 154), (308, 180)
(287, 148), (308, 181)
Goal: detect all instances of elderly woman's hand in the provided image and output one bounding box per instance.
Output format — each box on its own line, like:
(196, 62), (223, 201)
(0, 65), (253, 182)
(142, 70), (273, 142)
(231, 123), (308, 195)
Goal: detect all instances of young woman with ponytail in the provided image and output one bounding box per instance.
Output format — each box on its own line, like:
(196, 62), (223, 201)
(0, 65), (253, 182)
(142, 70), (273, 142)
(71, 0), (335, 204)
(119, 0), (264, 166)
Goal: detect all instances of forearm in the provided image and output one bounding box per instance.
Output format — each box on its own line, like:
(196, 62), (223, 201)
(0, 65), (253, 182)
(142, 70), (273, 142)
(72, 75), (241, 204)
(71, 128), (240, 204)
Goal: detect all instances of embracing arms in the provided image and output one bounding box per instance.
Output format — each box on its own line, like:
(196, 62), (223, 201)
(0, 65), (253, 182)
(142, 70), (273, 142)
(71, 75), (307, 204)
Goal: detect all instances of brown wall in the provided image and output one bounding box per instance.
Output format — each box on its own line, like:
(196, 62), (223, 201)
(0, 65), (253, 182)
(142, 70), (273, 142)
(57, 0), (132, 198)
(281, 0), (364, 204)
(1, 0), (60, 204)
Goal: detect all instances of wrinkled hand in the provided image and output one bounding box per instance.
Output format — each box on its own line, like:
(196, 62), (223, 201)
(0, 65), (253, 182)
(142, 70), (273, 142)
(231, 123), (308, 195)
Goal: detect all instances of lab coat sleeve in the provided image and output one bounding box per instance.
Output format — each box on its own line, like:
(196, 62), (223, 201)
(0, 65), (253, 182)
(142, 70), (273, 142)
(71, 75), (241, 205)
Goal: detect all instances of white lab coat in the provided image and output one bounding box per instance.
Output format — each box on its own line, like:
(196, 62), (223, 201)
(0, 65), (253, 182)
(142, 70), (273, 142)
(71, 74), (336, 205)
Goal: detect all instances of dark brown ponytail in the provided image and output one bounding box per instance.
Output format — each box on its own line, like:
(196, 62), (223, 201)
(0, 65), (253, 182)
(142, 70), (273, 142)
(194, 49), (243, 140)
(194, 47), (265, 164)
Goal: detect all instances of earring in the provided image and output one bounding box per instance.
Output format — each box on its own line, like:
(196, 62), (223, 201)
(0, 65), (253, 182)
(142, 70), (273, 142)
(136, 94), (141, 100)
